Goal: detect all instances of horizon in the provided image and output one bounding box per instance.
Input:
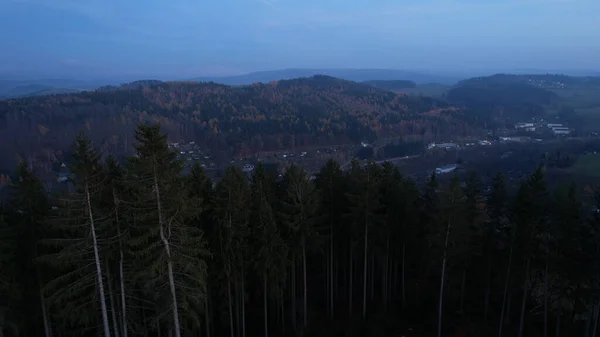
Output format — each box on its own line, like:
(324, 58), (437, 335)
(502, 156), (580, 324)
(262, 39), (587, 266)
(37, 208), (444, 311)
(1, 0), (599, 79)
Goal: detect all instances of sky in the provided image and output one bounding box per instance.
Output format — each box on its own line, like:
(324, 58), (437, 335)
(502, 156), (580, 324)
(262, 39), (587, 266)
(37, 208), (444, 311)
(0, 0), (599, 80)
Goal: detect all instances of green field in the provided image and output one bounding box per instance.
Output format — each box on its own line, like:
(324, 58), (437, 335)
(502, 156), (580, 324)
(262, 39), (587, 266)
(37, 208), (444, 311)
(571, 153), (600, 177)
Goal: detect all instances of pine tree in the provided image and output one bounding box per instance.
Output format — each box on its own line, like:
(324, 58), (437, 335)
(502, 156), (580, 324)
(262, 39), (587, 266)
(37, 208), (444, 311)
(437, 175), (465, 337)
(128, 124), (209, 337)
(315, 159), (345, 319)
(250, 163), (287, 337)
(9, 161), (53, 337)
(0, 205), (19, 337)
(102, 156), (130, 337)
(281, 165), (320, 328)
(41, 133), (111, 336)
(187, 163), (215, 337)
(346, 161), (381, 318)
(213, 166), (251, 337)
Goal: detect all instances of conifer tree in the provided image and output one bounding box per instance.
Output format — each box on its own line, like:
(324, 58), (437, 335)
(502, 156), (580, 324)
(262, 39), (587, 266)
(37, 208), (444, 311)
(250, 163), (287, 337)
(346, 161), (381, 318)
(128, 124), (209, 337)
(315, 159), (345, 318)
(41, 133), (111, 336)
(281, 165), (320, 328)
(187, 163), (215, 337)
(102, 156), (130, 337)
(437, 175), (465, 337)
(213, 167), (251, 337)
(9, 161), (53, 337)
(0, 206), (18, 337)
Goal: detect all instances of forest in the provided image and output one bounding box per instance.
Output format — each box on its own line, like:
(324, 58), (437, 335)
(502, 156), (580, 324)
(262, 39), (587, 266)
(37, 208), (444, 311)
(0, 75), (478, 172)
(1, 123), (600, 337)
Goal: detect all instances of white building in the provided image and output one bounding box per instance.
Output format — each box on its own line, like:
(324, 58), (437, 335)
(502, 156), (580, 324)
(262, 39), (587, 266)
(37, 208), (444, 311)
(242, 164), (255, 172)
(515, 123), (534, 129)
(552, 127), (571, 135)
(547, 123), (563, 128)
(435, 164), (458, 174)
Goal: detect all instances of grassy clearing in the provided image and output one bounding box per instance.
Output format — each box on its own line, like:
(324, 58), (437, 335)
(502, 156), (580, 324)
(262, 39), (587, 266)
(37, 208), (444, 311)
(570, 153), (600, 177)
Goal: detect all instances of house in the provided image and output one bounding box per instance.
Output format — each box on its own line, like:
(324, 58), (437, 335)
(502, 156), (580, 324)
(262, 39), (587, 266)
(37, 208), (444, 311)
(547, 123), (563, 128)
(515, 123), (534, 129)
(428, 142), (459, 150)
(478, 140), (491, 146)
(552, 127), (571, 135)
(56, 172), (69, 183)
(435, 164), (457, 174)
(242, 164), (255, 172)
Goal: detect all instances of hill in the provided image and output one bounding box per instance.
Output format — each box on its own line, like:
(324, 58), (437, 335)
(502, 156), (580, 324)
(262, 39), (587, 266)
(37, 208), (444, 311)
(445, 74), (600, 129)
(362, 80), (417, 91)
(192, 68), (462, 85)
(0, 75), (478, 172)
(0, 79), (115, 99)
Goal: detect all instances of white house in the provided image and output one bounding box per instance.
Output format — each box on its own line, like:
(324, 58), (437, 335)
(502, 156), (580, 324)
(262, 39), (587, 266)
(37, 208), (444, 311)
(435, 164), (458, 174)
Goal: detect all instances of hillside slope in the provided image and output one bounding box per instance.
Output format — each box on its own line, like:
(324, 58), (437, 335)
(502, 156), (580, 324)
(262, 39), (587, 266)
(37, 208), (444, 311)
(445, 74), (600, 128)
(0, 75), (477, 171)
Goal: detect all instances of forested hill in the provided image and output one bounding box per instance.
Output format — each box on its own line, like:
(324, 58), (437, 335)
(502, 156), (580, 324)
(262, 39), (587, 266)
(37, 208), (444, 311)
(445, 74), (562, 122)
(0, 75), (477, 171)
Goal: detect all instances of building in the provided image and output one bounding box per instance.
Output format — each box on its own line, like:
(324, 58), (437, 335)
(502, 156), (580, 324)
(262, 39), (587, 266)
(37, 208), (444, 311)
(242, 164), (255, 172)
(515, 123), (534, 129)
(428, 142), (459, 150)
(547, 123), (563, 128)
(552, 127), (571, 135)
(478, 140), (491, 146)
(435, 164), (458, 175)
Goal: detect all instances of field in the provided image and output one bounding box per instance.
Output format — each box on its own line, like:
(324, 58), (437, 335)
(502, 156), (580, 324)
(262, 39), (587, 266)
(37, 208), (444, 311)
(570, 153), (600, 178)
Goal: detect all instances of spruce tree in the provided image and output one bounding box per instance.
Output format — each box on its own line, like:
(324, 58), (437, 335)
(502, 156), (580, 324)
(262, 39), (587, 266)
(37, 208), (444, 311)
(0, 205), (19, 337)
(281, 164), (320, 328)
(128, 124), (209, 337)
(213, 166), (251, 337)
(315, 159), (345, 318)
(41, 133), (111, 336)
(9, 161), (53, 337)
(250, 163), (287, 337)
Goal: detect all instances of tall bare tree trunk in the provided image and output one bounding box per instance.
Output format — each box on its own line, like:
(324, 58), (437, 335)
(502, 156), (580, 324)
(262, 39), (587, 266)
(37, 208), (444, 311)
(39, 285), (52, 337)
(518, 258), (531, 337)
(242, 275), (246, 337)
(437, 218), (452, 337)
(106, 266), (121, 337)
(349, 244), (353, 315)
(544, 243), (549, 337)
(205, 282), (210, 337)
(86, 184), (111, 337)
(264, 275), (269, 337)
(402, 242), (406, 309)
(330, 226), (334, 319)
(498, 240), (515, 337)
(459, 269), (466, 314)
(153, 174), (181, 337)
(114, 190), (128, 337)
(362, 218), (369, 319)
(302, 234), (308, 328)
(227, 276), (234, 337)
(484, 260), (492, 325)
(291, 253), (296, 330)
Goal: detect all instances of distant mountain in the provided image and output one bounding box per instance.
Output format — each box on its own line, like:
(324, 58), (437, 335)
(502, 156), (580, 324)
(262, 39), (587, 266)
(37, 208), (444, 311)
(191, 68), (462, 85)
(444, 73), (600, 125)
(362, 80), (417, 91)
(0, 79), (118, 99)
(0, 75), (479, 173)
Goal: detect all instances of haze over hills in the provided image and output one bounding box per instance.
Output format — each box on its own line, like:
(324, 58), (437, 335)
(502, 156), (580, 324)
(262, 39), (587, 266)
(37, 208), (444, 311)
(191, 68), (463, 86)
(2, 68), (599, 99)
(0, 75), (479, 173)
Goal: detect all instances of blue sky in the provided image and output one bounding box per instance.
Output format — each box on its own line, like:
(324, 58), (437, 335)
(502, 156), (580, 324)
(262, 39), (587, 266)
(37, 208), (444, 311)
(0, 0), (598, 79)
